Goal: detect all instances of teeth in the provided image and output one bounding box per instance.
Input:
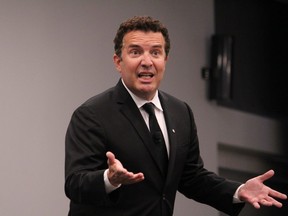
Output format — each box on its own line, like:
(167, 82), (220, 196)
(139, 74), (153, 78)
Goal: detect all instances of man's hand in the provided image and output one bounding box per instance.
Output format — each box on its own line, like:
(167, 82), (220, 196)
(238, 170), (287, 209)
(106, 151), (145, 187)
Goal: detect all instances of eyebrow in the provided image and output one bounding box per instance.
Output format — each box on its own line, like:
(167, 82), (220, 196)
(127, 44), (141, 49)
(127, 44), (163, 49)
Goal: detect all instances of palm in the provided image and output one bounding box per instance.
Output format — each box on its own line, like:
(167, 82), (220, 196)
(238, 170), (287, 209)
(106, 151), (144, 186)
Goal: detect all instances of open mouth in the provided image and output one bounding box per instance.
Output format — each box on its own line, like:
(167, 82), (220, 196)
(138, 73), (154, 78)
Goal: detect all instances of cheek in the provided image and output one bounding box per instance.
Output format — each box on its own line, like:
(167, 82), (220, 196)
(119, 64), (138, 80)
(156, 62), (166, 75)
(123, 59), (139, 71)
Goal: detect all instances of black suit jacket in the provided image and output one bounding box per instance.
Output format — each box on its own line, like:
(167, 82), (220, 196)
(65, 80), (244, 216)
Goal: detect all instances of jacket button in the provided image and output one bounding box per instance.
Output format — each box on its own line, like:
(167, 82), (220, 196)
(162, 194), (166, 200)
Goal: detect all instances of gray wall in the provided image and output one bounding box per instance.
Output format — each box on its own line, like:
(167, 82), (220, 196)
(0, 0), (284, 215)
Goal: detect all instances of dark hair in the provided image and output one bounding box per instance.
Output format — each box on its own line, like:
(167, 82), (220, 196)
(113, 16), (170, 57)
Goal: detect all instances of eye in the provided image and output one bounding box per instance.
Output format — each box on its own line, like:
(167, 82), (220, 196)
(151, 49), (162, 57)
(129, 49), (141, 57)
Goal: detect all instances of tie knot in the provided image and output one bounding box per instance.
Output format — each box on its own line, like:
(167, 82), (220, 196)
(143, 102), (155, 116)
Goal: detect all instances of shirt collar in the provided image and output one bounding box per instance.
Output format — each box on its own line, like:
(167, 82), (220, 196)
(121, 79), (163, 111)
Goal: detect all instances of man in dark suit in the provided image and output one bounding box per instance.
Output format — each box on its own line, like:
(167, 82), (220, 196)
(65, 16), (286, 216)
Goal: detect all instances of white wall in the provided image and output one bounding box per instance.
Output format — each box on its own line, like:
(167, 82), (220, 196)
(0, 0), (284, 215)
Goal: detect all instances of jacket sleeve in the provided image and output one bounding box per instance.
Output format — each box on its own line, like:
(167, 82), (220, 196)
(177, 103), (244, 216)
(64, 105), (118, 206)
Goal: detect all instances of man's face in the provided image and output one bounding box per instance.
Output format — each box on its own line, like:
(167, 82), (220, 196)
(114, 30), (168, 100)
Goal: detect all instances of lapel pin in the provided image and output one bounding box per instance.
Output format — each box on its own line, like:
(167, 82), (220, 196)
(172, 129), (175, 133)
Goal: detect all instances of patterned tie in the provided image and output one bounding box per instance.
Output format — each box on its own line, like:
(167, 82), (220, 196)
(142, 103), (168, 176)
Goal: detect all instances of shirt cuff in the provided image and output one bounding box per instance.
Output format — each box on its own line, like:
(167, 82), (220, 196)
(104, 169), (121, 193)
(233, 184), (244, 203)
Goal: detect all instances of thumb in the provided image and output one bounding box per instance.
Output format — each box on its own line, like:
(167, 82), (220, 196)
(106, 151), (116, 166)
(258, 169), (274, 182)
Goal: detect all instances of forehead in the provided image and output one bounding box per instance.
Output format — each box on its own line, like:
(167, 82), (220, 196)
(122, 30), (165, 48)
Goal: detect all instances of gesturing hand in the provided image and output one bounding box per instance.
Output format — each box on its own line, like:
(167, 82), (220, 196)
(238, 170), (287, 209)
(106, 151), (145, 187)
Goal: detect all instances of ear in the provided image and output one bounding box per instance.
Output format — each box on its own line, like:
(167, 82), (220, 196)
(113, 54), (122, 72)
(165, 55), (168, 62)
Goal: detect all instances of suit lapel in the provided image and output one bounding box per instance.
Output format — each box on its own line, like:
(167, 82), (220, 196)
(114, 81), (167, 177)
(159, 92), (178, 181)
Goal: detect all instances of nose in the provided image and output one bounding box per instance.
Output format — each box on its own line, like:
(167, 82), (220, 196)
(141, 53), (153, 68)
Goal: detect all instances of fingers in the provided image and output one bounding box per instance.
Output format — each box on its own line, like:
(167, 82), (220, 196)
(254, 197), (283, 209)
(269, 188), (288, 200)
(269, 198), (283, 208)
(252, 201), (261, 209)
(254, 189), (287, 209)
(109, 168), (145, 186)
(117, 171), (145, 185)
